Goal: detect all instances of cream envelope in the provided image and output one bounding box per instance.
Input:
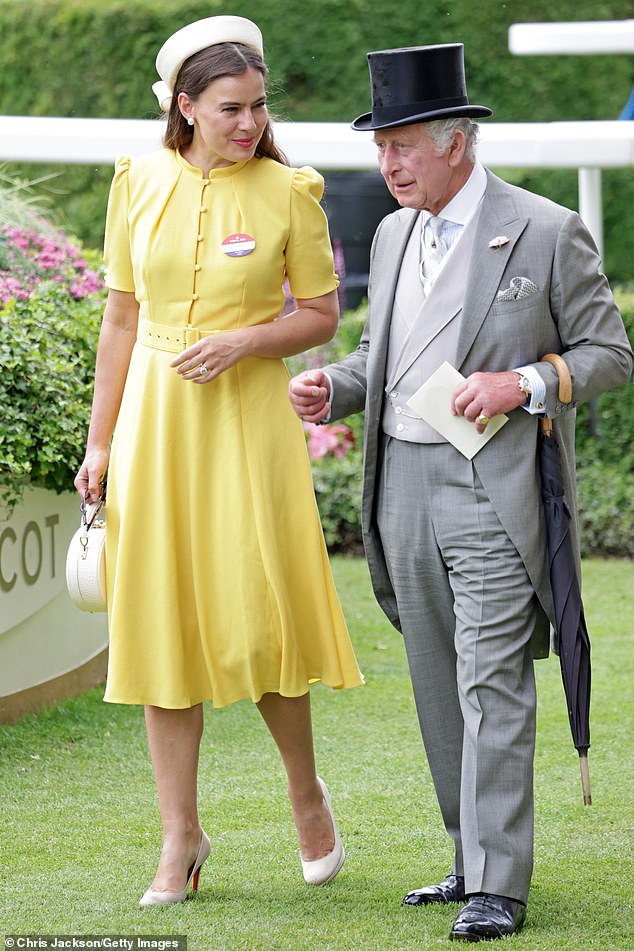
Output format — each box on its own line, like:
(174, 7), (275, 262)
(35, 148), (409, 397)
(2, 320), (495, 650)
(406, 361), (508, 460)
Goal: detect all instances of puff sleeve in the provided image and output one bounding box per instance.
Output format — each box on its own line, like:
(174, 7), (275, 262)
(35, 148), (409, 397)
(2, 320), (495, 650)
(103, 155), (135, 293)
(285, 166), (339, 300)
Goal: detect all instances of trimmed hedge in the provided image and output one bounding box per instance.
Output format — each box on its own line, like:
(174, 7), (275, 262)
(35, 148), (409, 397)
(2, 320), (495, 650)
(0, 170), (106, 509)
(1, 0), (633, 279)
(0, 281), (105, 511)
(1, 0), (631, 122)
(576, 289), (634, 557)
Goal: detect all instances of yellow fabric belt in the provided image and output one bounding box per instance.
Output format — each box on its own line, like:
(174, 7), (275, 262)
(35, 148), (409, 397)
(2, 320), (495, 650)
(137, 318), (220, 353)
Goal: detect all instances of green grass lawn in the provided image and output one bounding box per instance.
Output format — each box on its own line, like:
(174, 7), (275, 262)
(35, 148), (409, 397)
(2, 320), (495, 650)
(1, 556), (632, 949)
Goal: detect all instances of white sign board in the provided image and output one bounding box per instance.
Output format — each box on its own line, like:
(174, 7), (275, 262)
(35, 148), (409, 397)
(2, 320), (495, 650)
(0, 487), (108, 698)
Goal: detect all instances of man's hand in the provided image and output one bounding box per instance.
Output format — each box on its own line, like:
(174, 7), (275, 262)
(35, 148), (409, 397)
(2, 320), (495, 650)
(288, 370), (332, 423)
(452, 371), (527, 433)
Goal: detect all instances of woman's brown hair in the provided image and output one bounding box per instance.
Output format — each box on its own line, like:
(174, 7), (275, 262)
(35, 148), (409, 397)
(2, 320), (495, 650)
(164, 42), (288, 166)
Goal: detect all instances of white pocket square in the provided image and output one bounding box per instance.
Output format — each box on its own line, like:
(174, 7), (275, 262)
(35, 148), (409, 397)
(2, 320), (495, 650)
(496, 276), (539, 302)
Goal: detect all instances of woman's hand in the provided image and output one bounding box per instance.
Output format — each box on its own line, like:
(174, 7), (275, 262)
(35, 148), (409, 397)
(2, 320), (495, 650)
(170, 289), (338, 383)
(170, 329), (251, 383)
(74, 447), (110, 503)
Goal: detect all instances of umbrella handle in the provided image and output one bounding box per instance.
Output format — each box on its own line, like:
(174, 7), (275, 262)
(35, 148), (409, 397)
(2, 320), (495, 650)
(539, 353), (573, 435)
(579, 752), (592, 806)
(541, 353), (573, 404)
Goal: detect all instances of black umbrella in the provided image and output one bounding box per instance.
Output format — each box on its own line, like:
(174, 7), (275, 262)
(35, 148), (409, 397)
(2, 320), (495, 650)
(538, 353), (592, 805)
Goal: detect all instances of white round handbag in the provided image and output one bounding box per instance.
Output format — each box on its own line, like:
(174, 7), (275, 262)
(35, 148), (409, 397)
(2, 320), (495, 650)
(65, 495), (107, 612)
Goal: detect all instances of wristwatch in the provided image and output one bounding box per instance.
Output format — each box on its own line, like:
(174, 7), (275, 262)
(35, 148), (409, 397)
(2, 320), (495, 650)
(517, 374), (532, 402)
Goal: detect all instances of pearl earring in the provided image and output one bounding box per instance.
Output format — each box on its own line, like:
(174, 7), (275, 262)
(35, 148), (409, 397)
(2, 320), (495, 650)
(187, 116), (194, 126)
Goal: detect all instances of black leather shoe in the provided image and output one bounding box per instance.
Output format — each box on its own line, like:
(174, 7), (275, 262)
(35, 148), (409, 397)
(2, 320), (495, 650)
(449, 893), (526, 941)
(403, 873), (465, 906)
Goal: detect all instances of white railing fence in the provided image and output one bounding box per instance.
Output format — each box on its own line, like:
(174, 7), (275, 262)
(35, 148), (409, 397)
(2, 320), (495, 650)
(1, 116), (634, 260)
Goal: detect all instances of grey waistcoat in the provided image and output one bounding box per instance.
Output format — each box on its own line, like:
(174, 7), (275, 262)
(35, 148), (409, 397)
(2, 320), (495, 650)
(382, 208), (482, 443)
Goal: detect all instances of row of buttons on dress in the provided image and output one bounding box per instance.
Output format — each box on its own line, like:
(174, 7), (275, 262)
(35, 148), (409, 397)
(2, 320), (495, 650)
(190, 181), (210, 311)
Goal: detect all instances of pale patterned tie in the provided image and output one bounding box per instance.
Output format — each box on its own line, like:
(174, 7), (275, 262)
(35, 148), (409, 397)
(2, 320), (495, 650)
(420, 215), (447, 295)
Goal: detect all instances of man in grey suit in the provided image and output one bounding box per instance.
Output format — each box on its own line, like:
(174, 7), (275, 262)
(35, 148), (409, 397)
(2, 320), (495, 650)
(289, 44), (633, 942)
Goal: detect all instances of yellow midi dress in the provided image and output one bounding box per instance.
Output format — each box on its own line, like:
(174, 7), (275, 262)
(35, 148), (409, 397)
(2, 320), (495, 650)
(101, 148), (363, 708)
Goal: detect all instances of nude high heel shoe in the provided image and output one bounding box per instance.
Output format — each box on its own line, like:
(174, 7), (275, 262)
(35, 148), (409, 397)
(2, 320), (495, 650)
(301, 778), (345, 886)
(140, 829), (211, 906)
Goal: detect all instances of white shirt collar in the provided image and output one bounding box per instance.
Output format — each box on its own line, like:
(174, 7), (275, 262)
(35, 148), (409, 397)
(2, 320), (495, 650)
(421, 160), (487, 229)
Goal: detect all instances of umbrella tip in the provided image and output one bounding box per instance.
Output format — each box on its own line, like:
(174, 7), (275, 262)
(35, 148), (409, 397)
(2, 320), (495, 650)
(579, 752), (592, 806)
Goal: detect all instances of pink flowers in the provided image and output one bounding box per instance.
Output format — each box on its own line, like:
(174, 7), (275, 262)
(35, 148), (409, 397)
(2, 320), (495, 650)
(0, 224), (103, 305)
(303, 422), (355, 460)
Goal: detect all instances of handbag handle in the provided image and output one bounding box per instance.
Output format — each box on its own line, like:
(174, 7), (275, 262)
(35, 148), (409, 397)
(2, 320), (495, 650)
(67, 492), (108, 612)
(81, 489), (106, 530)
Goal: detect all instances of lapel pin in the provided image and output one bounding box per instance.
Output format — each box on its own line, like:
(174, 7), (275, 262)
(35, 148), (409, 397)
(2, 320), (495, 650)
(488, 235), (509, 249)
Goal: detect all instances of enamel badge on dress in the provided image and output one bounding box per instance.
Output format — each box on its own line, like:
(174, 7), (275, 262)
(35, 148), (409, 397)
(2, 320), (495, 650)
(221, 233), (256, 257)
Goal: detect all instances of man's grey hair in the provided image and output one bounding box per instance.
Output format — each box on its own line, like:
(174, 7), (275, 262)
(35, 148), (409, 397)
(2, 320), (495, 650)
(425, 118), (479, 162)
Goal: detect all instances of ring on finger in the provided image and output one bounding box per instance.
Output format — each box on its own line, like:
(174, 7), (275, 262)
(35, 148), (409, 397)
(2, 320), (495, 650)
(198, 363), (208, 376)
(478, 414), (490, 425)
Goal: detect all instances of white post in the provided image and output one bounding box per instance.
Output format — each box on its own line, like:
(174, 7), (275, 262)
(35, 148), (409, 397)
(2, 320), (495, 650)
(578, 167), (604, 263)
(577, 167), (604, 437)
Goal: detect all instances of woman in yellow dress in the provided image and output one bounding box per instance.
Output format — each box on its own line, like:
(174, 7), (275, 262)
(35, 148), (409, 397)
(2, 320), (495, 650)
(74, 15), (363, 906)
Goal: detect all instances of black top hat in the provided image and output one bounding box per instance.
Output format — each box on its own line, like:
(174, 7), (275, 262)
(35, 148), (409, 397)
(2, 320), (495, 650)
(352, 43), (492, 131)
